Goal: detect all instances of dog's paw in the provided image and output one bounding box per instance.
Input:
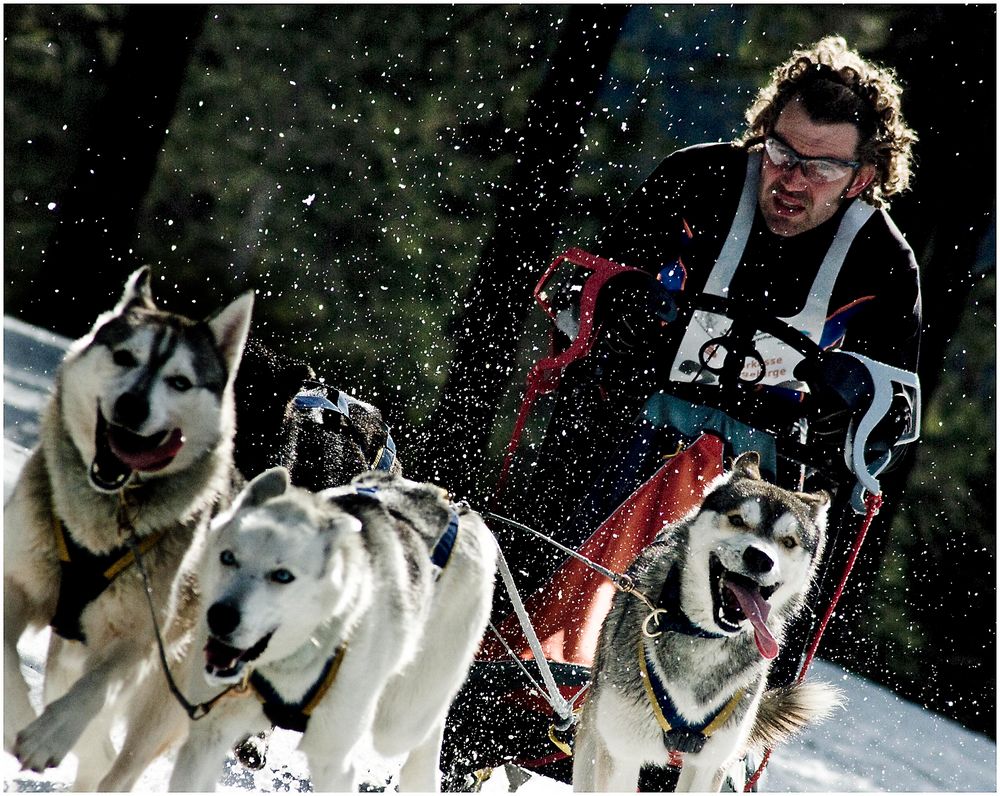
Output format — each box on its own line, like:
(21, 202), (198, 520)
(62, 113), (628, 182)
(4, 674), (39, 755)
(12, 710), (77, 772)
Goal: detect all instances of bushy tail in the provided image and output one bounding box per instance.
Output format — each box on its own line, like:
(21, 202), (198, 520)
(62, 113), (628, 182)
(748, 680), (844, 750)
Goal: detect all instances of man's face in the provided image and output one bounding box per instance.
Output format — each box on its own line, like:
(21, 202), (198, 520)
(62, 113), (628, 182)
(757, 99), (876, 237)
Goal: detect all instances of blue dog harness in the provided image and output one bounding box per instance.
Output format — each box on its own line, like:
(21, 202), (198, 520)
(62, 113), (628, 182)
(353, 484), (461, 573)
(293, 388), (397, 473)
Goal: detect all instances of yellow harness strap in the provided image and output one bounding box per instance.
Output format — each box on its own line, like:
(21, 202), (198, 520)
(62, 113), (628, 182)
(52, 516), (168, 580)
(302, 644), (347, 716)
(53, 516), (71, 562)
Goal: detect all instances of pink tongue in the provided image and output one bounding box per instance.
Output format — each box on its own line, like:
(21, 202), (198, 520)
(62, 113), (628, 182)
(110, 428), (185, 472)
(725, 580), (779, 659)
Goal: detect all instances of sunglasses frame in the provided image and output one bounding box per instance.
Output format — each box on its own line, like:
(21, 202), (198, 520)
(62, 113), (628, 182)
(763, 133), (861, 184)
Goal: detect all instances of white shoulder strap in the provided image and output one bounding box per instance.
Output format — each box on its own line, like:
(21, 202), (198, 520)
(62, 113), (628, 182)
(783, 200), (876, 339)
(704, 151), (761, 297)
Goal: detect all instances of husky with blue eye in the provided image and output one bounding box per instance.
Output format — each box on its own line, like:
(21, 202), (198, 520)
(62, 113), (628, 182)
(573, 452), (842, 793)
(98, 467), (496, 793)
(3, 268), (253, 790)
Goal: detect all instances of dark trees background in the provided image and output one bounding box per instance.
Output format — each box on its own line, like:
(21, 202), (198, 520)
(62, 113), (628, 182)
(10, 6), (207, 331)
(4, 4), (995, 737)
(412, 5), (630, 499)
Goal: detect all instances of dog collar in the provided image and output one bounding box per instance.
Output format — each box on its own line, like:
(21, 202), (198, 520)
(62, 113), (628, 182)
(50, 516), (168, 643)
(638, 638), (745, 754)
(647, 564), (725, 639)
(249, 644), (347, 733)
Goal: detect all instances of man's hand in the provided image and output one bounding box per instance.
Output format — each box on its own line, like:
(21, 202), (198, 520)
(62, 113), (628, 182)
(600, 276), (677, 352)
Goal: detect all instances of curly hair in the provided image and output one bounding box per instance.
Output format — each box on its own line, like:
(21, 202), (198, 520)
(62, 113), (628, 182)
(739, 36), (917, 208)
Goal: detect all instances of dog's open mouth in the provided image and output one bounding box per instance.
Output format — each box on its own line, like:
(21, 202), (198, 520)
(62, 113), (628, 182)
(709, 555), (779, 659)
(90, 410), (185, 490)
(203, 632), (273, 682)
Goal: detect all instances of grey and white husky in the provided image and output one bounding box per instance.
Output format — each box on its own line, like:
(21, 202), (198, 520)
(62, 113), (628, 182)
(98, 467), (497, 792)
(573, 452), (841, 792)
(3, 268), (253, 789)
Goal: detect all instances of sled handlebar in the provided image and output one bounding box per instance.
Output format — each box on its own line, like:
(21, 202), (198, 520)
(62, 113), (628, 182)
(654, 291), (920, 509)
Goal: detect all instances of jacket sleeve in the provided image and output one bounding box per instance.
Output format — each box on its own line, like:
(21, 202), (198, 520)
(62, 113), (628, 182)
(837, 214), (922, 373)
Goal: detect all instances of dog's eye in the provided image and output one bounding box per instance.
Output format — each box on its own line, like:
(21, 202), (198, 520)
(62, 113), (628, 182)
(728, 514), (746, 528)
(113, 350), (138, 368)
(166, 375), (193, 392)
(270, 569), (295, 585)
(220, 550), (237, 567)
(780, 536), (798, 550)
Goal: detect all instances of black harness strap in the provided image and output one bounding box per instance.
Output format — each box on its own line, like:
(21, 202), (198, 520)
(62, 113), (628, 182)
(248, 645), (347, 733)
(639, 638), (745, 753)
(51, 517), (167, 642)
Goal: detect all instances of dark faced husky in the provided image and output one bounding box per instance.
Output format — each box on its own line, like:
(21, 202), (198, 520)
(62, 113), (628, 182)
(98, 467), (497, 792)
(573, 452), (841, 792)
(3, 268), (253, 789)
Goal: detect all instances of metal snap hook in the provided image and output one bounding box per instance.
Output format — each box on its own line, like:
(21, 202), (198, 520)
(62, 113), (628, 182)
(643, 608), (668, 638)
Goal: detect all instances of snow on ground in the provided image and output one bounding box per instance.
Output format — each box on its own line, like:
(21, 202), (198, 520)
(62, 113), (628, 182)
(3, 315), (997, 792)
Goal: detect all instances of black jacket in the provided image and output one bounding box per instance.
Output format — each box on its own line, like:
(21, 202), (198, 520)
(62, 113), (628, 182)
(594, 142), (921, 373)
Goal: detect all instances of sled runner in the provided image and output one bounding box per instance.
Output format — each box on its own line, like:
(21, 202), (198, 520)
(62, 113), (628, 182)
(440, 248), (920, 791)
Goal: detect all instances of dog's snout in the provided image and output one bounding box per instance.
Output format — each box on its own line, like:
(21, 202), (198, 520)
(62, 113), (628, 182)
(742, 546), (774, 575)
(113, 391), (149, 429)
(207, 601), (241, 637)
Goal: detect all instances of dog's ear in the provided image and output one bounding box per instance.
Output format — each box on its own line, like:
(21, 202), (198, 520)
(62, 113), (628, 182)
(207, 292), (255, 378)
(732, 451), (762, 480)
(795, 489), (831, 527)
(238, 466), (291, 509)
(114, 266), (156, 314)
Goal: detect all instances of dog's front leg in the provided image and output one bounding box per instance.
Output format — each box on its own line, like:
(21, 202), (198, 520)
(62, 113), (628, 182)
(169, 698), (264, 792)
(13, 641), (131, 772)
(3, 469), (56, 753)
(675, 758), (727, 792)
(3, 580), (39, 752)
(395, 719), (446, 793)
(573, 729), (641, 791)
(98, 661), (190, 792)
(571, 721), (599, 792)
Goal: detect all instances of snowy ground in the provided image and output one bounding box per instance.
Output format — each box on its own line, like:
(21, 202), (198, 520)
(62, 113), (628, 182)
(3, 314), (997, 792)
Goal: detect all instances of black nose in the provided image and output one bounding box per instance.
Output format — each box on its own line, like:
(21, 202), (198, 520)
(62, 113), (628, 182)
(207, 601), (241, 637)
(743, 546), (774, 575)
(113, 391), (149, 428)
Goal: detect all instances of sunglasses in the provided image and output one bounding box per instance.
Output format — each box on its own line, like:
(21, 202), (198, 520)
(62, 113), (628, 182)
(763, 134), (860, 184)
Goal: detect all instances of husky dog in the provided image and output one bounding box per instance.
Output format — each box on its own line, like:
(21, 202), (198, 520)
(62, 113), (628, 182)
(573, 452), (841, 792)
(233, 336), (403, 491)
(229, 337), (404, 771)
(97, 467), (496, 792)
(3, 268), (253, 789)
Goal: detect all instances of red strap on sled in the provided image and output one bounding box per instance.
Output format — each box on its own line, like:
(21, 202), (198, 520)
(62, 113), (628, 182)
(494, 248), (644, 502)
(744, 491), (884, 792)
(482, 434), (725, 667)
